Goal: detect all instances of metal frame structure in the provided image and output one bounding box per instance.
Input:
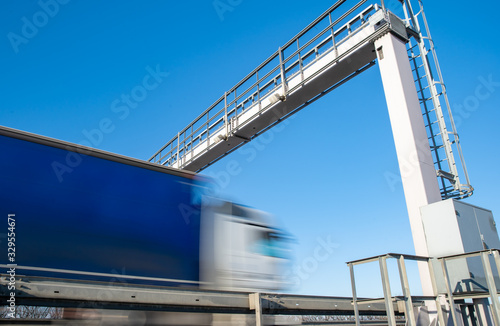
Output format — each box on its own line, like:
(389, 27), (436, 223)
(140, 1), (478, 321)
(149, 0), (383, 172)
(347, 253), (446, 326)
(149, 0), (472, 200)
(438, 250), (500, 325)
(348, 250), (500, 326)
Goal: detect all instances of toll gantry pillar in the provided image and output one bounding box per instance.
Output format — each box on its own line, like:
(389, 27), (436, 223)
(375, 32), (442, 296)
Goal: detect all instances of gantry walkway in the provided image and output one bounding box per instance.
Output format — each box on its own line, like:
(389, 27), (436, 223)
(149, 0), (472, 199)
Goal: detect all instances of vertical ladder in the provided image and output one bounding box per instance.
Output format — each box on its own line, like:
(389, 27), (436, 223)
(400, 0), (473, 199)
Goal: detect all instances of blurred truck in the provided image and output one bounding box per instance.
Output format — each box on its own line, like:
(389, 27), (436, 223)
(0, 126), (289, 292)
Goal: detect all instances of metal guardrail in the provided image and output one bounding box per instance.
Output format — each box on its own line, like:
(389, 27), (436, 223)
(0, 276), (393, 317)
(4, 252), (499, 325)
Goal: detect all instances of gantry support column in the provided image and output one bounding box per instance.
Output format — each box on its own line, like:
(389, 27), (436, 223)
(375, 32), (442, 296)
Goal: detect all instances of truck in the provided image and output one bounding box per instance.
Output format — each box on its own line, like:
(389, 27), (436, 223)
(0, 125), (289, 292)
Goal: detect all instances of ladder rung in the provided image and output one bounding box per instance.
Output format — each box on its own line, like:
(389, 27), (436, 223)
(428, 130), (443, 137)
(435, 158), (450, 164)
(423, 108), (437, 115)
(417, 90), (430, 97)
(416, 86), (431, 94)
(413, 72), (428, 80)
(407, 43), (419, 51)
(427, 133), (444, 142)
(411, 63), (425, 71)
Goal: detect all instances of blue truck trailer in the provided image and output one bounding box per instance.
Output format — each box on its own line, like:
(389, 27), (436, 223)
(0, 126), (288, 291)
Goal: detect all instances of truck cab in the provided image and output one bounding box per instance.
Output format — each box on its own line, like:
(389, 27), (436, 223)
(200, 200), (291, 292)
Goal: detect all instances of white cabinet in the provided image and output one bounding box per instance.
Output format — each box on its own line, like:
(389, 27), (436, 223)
(420, 199), (500, 293)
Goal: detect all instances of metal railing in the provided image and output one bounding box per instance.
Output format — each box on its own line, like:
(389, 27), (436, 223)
(150, 0), (474, 202)
(149, 0), (379, 169)
(347, 253), (446, 326)
(438, 250), (500, 325)
(348, 250), (500, 326)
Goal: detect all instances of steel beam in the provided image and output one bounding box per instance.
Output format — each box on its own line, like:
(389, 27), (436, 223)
(396, 255), (417, 326)
(480, 251), (500, 324)
(349, 263), (361, 326)
(249, 293), (263, 326)
(379, 256), (397, 326)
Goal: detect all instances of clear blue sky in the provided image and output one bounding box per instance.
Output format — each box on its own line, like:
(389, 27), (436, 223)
(1, 0), (499, 297)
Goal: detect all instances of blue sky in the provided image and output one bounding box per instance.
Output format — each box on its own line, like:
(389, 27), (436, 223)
(1, 0), (499, 297)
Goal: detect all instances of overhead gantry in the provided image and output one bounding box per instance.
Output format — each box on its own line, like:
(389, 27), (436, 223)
(149, 0), (472, 201)
(150, 0), (475, 306)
